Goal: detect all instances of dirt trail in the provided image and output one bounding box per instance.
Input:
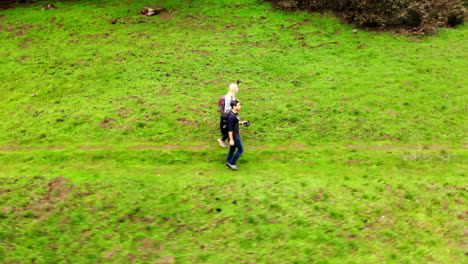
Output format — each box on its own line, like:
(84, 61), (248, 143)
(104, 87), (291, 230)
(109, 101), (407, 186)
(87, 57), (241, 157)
(0, 143), (463, 152)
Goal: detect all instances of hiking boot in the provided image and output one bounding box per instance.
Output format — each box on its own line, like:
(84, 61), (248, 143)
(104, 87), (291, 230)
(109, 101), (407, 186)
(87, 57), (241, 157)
(226, 162), (238, 170)
(217, 138), (227, 148)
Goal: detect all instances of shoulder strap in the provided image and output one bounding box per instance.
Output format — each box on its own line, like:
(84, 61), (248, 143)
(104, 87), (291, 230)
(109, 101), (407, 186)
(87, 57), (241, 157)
(222, 109), (232, 119)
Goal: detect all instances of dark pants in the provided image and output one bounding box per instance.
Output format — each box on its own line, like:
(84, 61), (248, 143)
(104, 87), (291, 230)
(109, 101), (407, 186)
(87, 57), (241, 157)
(227, 136), (244, 165)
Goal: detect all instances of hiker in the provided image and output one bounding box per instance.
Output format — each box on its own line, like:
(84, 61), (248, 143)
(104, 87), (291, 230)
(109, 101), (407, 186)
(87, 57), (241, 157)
(226, 100), (247, 171)
(217, 82), (239, 147)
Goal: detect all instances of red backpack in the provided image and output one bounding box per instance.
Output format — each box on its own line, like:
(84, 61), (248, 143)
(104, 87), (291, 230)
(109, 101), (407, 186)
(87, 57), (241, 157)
(217, 95), (226, 114)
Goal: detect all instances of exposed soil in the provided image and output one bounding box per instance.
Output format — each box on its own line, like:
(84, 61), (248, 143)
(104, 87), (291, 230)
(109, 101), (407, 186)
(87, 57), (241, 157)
(78, 145), (116, 150)
(0, 1), (13, 11)
(0, 144), (463, 152)
(346, 144), (452, 151)
(129, 144), (215, 150)
(159, 10), (175, 21)
(25, 176), (75, 219)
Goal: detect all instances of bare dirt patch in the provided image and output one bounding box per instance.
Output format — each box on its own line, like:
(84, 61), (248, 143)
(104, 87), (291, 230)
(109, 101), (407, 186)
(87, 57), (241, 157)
(277, 143), (309, 150)
(129, 145), (215, 151)
(78, 145), (116, 150)
(115, 107), (134, 118)
(346, 144), (456, 151)
(301, 41), (338, 49)
(25, 176), (75, 218)
(6, 23), (40, 38)
(159, 10), (175, 20)
(155, 254), (176, 264)
(0, 145), (22, 151)
(17, 55), (30, 63)
(19, 37), (34, 48)
(100, 118), (118, 129)
(345, 159), (371, 164)
(84, 33), (111, 39)
(0, 143), (463, 153)
(175, 117), (200, 127)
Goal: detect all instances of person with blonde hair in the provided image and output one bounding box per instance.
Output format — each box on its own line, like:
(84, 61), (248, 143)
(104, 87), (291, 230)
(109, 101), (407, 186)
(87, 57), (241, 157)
(217, 82), (240, 147)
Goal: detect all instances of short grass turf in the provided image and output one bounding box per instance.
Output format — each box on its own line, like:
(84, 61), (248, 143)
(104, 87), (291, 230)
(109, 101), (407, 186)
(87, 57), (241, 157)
(0, 0), (466, 263)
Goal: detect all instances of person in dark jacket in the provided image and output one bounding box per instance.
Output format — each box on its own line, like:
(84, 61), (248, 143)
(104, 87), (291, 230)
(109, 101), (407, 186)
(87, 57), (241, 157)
(226, 100), (247, 170)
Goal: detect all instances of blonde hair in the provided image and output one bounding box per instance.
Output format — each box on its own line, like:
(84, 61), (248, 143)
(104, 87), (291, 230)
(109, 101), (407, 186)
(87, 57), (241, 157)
(227, 83), (238, 97)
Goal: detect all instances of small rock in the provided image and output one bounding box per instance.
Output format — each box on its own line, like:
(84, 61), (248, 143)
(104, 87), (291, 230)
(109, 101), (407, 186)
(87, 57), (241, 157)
(31, 94), (38, 97)
(352, 29), (358, 34)
(141, 217), (155, 223)
(43, 4), (57, 10)
(2, 206), (13, 213)
(140, 5), (165, 16)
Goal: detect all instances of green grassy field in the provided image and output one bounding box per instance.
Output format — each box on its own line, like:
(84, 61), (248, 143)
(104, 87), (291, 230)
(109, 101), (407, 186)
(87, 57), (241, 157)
(0, 0), (466, 263)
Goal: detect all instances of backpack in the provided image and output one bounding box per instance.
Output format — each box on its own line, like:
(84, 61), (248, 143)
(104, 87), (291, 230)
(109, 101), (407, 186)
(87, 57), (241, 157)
(217, 95), (226, 114)
(220, 109), (233, 136)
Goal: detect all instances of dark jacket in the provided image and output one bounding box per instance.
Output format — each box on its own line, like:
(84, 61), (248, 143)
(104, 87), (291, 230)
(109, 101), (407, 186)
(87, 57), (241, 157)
(227, 112), (240, 137)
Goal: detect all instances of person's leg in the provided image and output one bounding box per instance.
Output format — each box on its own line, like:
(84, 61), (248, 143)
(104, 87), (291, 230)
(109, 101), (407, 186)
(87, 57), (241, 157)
(230, 136), (244, 165)
(226, 144), (235, 164)
(221, 115), (228, 141)
(218, 116), (227, 147)
(218, 137), (227, 147)
(226, 143), (238, 170)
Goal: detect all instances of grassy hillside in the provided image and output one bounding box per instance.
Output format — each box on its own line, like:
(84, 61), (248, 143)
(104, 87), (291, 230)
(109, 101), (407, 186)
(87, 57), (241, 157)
(0, 0), (466, 146)
(0, 0), (466, 263)
(1, 145), (466, 263)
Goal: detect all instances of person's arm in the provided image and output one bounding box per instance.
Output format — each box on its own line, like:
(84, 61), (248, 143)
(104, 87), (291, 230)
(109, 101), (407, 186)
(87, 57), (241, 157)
(224, 95), (232, 112)
(228, 115), (235, 146)
(229, 131), (234, 146)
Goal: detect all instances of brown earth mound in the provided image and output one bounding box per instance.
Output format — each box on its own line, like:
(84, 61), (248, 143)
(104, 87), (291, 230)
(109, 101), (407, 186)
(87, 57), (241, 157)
(266, 0), (466, 34)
